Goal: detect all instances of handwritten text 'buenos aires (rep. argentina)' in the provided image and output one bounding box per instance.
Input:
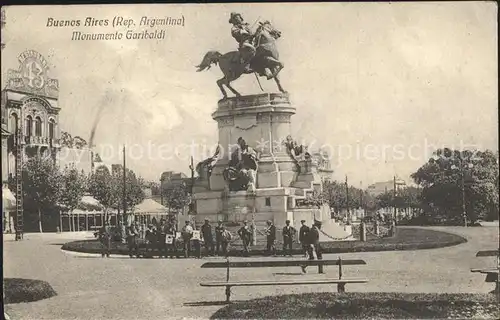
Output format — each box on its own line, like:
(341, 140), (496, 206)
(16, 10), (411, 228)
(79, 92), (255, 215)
(46, 16), (185, 41)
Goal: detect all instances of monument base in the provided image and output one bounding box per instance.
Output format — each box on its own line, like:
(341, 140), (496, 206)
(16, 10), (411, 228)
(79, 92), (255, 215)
(192, 93), (330, 231)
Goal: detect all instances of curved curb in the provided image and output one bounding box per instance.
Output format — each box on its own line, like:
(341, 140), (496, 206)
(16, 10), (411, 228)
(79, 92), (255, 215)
(61, 228), (467, 257)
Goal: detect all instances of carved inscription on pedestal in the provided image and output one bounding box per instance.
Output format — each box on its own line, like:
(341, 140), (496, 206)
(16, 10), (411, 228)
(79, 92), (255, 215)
(218, 116), (234, 127)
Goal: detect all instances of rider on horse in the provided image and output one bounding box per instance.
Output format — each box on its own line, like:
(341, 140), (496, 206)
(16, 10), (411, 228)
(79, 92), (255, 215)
(229, 12), (256, 73)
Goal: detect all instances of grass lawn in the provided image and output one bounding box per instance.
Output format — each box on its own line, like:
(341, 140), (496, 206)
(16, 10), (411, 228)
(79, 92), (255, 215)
(61, 228), (466, 257)
(211, 292), (500, 319)
(4, 278), (57, 304)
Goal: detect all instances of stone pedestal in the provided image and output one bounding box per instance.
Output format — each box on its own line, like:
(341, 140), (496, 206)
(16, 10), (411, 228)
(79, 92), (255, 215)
(209, 93), (297, 192)
(192, 93), (330, 230)
(213, 93), (295, 155)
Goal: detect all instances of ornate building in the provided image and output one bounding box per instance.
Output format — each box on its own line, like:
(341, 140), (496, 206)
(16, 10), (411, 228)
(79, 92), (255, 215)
(1, 50), (61, 234)
(3, 50), (61, 168)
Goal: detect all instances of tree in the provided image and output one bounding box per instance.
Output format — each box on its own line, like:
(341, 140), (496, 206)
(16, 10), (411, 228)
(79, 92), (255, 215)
(411, 148), (499, 223)
(59, 165), (87, 231)
(375, 191), (393, 210)
(322, 180), (365, 215)
(106, 166), (145, 240)
(322, 181), (345, 214)
(399, 186), (423, 218)
(162, 182), (191, 214)
(111, 168), (146, 214)
(146, 181), (161, 196)
(22, 155), (63, 233)
(88, 165), (119, 223)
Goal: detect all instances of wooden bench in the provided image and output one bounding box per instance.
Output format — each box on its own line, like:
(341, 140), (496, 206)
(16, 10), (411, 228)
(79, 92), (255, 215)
(470, 249), (499, 294)
(200, 257), (368, 302)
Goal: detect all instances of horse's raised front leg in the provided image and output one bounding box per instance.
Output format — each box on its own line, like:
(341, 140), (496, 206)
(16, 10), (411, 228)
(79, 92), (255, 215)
(262, 57), (284, 79)
(274, 73), (286, 94)
(217, 78), (228, 99)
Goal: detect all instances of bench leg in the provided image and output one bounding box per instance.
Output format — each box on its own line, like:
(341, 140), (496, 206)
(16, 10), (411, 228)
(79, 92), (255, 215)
(490, 281), (500, 295)
(225, 286), (231, 303)
(337, 283), (346, 293)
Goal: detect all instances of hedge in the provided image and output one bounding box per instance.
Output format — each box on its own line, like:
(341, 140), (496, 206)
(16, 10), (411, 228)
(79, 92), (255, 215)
(4, 278), (57, 304)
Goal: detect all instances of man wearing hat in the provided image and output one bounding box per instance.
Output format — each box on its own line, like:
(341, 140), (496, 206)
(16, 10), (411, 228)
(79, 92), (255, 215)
(282, 220), (296, 257)
(181, 220), (194, 258)
(265, 220), (276, 256)
(299, 220), (310, 258)
(301, 220), (323, 273)
(127, 221), (140, 258)
(99, 220), (112, 258)
(157, 219), (169, 258)
(201, 218), (214, 257)
(229, 12), (256, 73)
(215, 220), (224, 256)
(165, 220), (177, 258)
(237, 220), (252, 257)
(144, 224), (157, 258)
(220, 225), (232, 257)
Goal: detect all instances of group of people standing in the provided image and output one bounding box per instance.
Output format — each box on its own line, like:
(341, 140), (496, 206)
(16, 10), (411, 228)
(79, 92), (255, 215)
(265, 219), (323, 260)
(98, 218), (235, 259)
(99, 217), (323, 260)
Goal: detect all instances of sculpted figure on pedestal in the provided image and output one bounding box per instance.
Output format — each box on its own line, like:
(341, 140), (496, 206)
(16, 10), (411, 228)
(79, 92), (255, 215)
(283, 135), (311, 162)
(195, 145), (221, 181)
(196, 12), (286, 98)
(223, 137), (258, 192)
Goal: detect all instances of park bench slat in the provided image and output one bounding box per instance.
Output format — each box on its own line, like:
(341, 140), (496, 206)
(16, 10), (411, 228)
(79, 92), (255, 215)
(476, 250), (499, 257)
(200, 256), (369, 301)
(200, 278), (369, 287)
(471, 268), (499, 274)
(200, 259), (366, 268)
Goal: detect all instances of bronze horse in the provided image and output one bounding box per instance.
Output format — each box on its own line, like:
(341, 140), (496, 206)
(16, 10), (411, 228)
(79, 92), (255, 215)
(196, 21), (286, 98)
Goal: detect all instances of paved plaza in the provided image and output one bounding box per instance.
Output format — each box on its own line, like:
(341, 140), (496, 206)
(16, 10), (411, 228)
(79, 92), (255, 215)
(3, 226), (499, 320)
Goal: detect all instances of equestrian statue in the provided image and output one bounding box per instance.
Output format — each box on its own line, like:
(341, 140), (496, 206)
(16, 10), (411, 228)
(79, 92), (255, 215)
(196, 12), (286, 98)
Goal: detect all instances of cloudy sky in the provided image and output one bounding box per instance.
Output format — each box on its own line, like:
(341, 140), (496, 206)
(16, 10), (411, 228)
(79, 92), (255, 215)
(2, 2), (497, 186)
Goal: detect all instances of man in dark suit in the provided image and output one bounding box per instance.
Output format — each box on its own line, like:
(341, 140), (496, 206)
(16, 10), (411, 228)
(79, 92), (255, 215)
(145, 224), (157, 258)
(200, 219), (214, 257)
(215, 220), (224, 256)
(127, 221), (140, 258)
(265, 220), (276, 256)
(301, 220), (323, 273)
(237, 220), (252, 257)
(282, 220), (296, 256)
(157, 219), (169, 258)
(299, 220), (310, 257)
(99, 221), (112, 258)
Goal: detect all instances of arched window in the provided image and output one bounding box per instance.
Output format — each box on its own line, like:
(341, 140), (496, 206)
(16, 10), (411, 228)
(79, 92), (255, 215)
(35, 117), (43, 137)
(25, 116), (33, 137)
(10, 113), (18, 133)
(49, 119), (55, 139)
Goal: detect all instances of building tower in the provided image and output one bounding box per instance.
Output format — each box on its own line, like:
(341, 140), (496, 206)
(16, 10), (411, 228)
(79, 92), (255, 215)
(2, 50), (61, 237)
